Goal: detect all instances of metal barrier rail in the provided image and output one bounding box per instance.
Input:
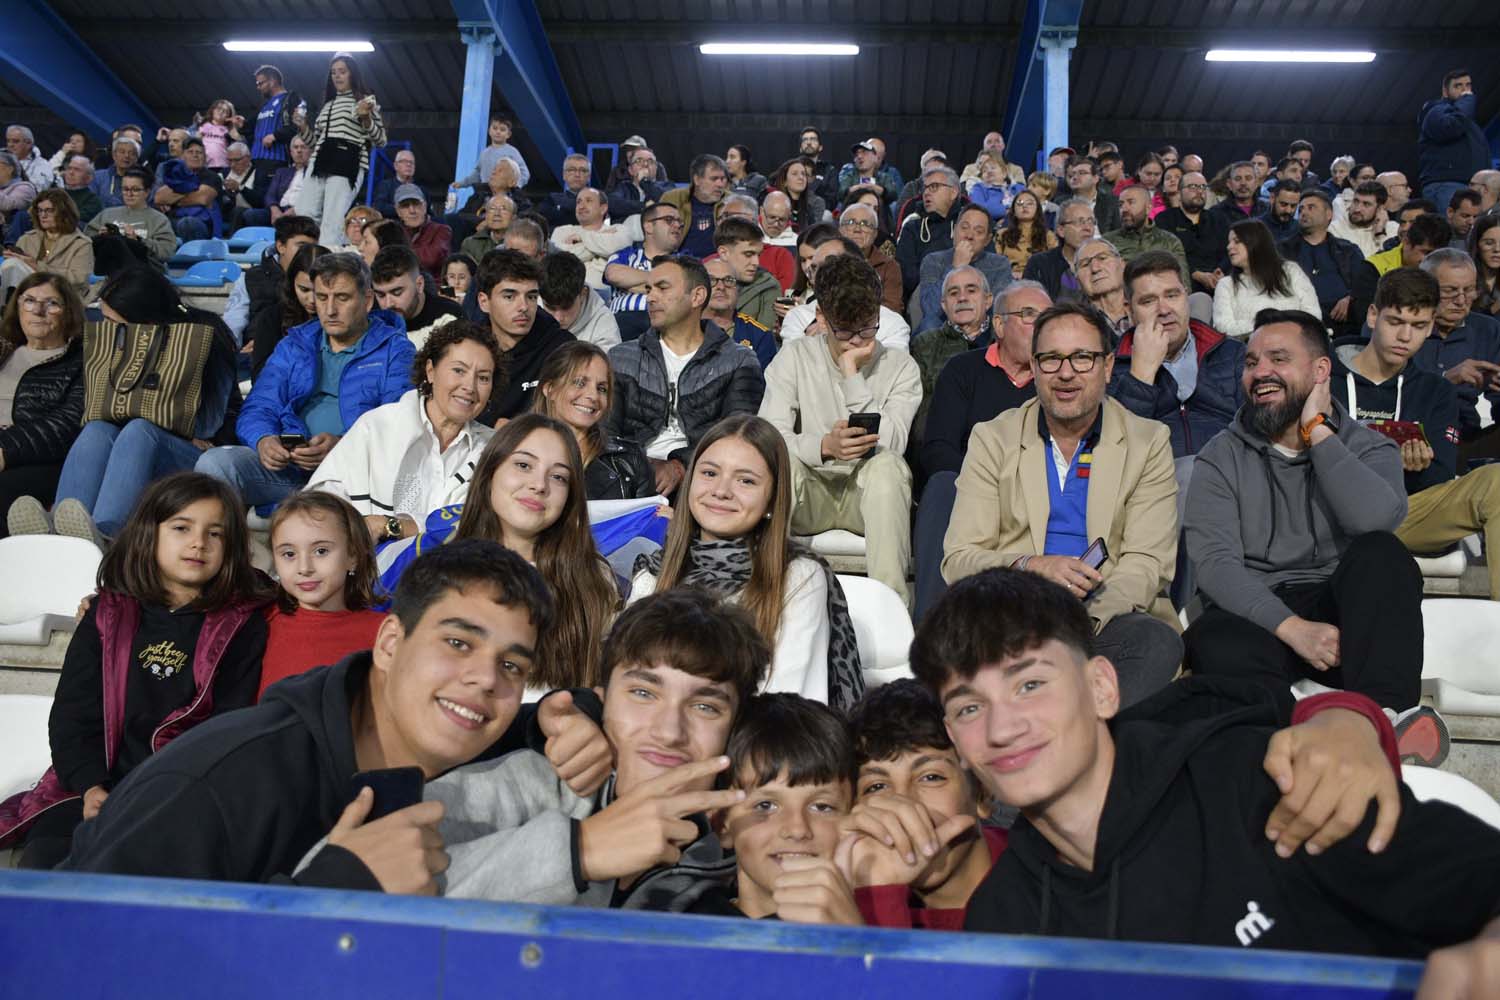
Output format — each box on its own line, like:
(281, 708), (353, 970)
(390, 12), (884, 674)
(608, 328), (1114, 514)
(0, 869), (1422, 998)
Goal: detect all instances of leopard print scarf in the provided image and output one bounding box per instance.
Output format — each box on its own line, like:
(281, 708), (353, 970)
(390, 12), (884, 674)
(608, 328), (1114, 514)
(636, 538), (865, 713)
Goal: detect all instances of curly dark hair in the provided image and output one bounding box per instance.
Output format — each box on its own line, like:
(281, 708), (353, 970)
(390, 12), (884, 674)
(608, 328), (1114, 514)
(847, 679), (952, 766)
(812, 251), (882, 330)
(410, 320), (506, 399)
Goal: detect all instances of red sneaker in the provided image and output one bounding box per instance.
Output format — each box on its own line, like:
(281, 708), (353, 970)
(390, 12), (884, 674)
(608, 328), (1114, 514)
(1393, 706), (1450, 768)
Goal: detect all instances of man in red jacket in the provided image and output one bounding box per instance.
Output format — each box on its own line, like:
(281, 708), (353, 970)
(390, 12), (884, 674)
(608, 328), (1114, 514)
(394, 183), (452, 278)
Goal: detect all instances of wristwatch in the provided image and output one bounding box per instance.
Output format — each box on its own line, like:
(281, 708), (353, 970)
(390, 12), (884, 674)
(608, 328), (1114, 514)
(382, 515), (403, 542)
(1299, 410), (1339, 447)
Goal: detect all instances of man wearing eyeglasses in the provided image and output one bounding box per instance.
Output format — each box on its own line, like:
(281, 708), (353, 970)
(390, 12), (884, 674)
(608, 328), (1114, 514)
(944, 301), (1182, 707)
(604, 203), (685, 343)
(915, 203), (1012, 335)
(1062, 156), (1119, 234)
(895, 165), (964, 298)
(1023, 198), (1096, 301)
(759, 191), (798, 248)
(759, 252), (922, 606)
(837, 202), (903, 313)
(1410, 249), (1500, 464)
(1157, 170), (1231, 295)
(1072, 238), (1132, 340)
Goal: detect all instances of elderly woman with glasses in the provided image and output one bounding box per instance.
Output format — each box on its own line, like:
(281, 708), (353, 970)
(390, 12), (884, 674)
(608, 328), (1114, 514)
(0, 273), (86, 537)
(1, 189), (94, 299)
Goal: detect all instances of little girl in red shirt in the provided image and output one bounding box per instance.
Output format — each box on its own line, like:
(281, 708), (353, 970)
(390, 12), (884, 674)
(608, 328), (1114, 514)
(259, 492), (385, 700)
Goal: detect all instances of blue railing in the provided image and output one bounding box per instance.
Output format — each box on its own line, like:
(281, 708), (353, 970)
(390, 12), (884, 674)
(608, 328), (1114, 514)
(0, 869), (1422, 998)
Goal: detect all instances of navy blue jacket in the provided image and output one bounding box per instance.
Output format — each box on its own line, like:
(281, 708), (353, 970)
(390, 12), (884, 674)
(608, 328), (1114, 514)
(1331, 346), (1460, 495)
(1418, 93), (1489, 187)
(1408, 312), (1500, 439)
(1109, 320), (1245, 457)
(237, 310), (414, 447)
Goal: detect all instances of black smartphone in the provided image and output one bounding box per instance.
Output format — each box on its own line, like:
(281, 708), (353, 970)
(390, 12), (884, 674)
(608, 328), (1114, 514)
(278, 433), (307, 450)
(848, 412), (881, 436)
(1081, 536), (1109, 570)
(440, 283), (455, 298)
(775, 295), (796, 306)
(351, 766), (424, 821)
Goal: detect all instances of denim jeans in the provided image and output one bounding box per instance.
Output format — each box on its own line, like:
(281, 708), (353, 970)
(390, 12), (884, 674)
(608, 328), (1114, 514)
(1422, 181), (1466, 215)
(195, 444), (310, 508)
(172, 216), (211, 242)
(55, 420), (207, 535)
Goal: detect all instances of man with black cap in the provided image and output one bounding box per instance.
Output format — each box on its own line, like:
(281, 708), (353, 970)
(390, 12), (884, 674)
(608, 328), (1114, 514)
(837, 137), (902, 213)
(395, 183), (453, 278)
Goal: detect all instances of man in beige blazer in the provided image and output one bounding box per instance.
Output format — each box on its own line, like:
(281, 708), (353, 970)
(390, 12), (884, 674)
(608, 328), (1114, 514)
(942, 300), (1182, 706)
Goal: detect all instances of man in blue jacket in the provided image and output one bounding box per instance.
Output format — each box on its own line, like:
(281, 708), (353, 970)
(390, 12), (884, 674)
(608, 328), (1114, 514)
(1109, 251), (1244, 459)
(197, 254), (414, 508)
(1418, 69), (1489, 214)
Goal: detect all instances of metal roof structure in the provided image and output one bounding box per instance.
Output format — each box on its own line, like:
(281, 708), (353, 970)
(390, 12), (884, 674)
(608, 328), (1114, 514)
(4, 0), (1497, 189)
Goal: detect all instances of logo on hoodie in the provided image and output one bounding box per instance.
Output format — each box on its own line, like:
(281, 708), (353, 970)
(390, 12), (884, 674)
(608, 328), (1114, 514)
(1234, 900), (1276, 946)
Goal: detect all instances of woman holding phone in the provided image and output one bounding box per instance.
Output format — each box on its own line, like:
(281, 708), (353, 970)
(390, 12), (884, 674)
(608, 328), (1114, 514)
(297, 53), (387, 247)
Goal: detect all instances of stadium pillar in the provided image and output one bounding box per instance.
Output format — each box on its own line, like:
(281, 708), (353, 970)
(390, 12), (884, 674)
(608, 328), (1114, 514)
(451, 24), (497, 205)
(0, 0), (158, 141)
(1040, 30), (1077, 164)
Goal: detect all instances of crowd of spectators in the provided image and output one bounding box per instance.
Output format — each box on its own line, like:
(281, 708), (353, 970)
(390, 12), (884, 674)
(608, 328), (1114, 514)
(2, 53), (1500, 993)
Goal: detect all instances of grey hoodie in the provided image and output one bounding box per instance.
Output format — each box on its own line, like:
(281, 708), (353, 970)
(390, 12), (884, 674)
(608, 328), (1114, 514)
(1184, 399), (1406, 634)
(426, 750), (735, 911)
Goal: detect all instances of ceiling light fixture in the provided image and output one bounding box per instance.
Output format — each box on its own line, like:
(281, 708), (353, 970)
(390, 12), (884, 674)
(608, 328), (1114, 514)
(1205, 49), (1375, 64)
(700, 42), (859, 56)
(223, 40), (375, 53)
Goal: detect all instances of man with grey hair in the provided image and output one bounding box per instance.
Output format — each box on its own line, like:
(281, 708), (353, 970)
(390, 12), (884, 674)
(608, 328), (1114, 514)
(197, 252), (415, 508)
(660, 153), (730, 258)
(538, 152), (595, 228)
(912, 279), (1051, 617)
(374, 148), (418, 218)
(759, 189), (796, 246)
(1413, 248), (1500, 460)
(837, 199), (903, 311)
(460, 193), (516, 260)
(896, 163), (963, 296)
(1073, 236), (1131, 340)
(5, 125), (53, 189)
(1469, 169), (1500, 215)
(911, 264), (994, 428)
(916, 202), (1012, 334)
(222, 141), (260, 227)
(60, 154), (103, 224)
(91, 135), (142, 207)
(1025, 197), (1096, 300)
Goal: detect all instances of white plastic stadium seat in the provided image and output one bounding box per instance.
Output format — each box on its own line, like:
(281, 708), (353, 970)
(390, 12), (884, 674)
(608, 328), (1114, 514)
(0, 694), (54, 800)
(836, 574), (913, 690)
(1420, 599), (1500, 716)
(1413, 547), (1468, 579)
(0, 537), (101, 661)
(1402, 765), (1500, 831)
(794, 530), (867, 574)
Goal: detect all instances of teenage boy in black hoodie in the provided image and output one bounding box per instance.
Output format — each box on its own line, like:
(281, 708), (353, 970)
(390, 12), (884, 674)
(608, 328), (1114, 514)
(473, 249), (575, 425)
(916, 569), (1500, 996)
(62, 540), (609, 892)
(1332, 266), (1500, 601)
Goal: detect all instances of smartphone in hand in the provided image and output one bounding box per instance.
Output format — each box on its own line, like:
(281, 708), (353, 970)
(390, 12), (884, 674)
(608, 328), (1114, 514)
(1080, 536), (1109, 571)
(848, 412), (882, 436)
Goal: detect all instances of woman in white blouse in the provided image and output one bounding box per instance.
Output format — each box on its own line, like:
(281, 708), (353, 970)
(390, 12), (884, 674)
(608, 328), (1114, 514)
(1213, 218), (1322, 338)
(308, 322), (499, 545)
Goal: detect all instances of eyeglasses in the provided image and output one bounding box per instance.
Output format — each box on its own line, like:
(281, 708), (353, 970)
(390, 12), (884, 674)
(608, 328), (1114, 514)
(829, 323), (879, 342)
(762, 213), (790, 225)
(1439, 286), (1478, 302)
(1034, 350), (1108, 374)
(1181, 183), (1208, 191)
(923, 182), (954, 193)
(708, 276), (738, 288)
(998, 307), (1043, 323)
(839, 219), (876, 231)
(121, 186), (146, 194)
(1058, 217), (1095, 228)
(19, 294), (64, 315)
(1075, 251), (1118, 270)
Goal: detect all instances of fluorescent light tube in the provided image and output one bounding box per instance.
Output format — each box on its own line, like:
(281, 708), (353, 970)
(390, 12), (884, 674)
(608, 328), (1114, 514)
(1205, 49), (1375, 63)
(223, 40), (375, 53)
(700, 42), (858, 56)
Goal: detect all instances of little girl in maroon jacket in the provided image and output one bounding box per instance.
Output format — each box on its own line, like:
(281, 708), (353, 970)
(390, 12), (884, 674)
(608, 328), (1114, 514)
(258, 491), (384, 701)
(1, 473), (270, 868)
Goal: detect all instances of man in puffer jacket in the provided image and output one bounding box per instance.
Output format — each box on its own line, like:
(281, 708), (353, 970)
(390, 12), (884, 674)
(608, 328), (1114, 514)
(607, 255), (765, 497)
(1418, 69), (1490, 213)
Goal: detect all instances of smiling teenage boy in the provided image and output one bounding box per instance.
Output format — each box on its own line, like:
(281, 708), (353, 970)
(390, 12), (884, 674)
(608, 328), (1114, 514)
(428, 588), (768, 910)
(916, 568), (1500, 996)
(61, 540), (583, 892)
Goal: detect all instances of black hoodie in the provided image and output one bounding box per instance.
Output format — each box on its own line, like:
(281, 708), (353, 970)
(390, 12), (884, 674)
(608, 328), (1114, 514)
(62, 652), (542, 889)
(964, 679), (1500, 957)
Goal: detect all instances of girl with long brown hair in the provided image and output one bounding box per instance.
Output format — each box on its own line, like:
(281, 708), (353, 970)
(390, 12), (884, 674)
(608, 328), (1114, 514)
(455, 413), (618, 692)
(532, 341), (654, 500)
(626, 414), (863, 711)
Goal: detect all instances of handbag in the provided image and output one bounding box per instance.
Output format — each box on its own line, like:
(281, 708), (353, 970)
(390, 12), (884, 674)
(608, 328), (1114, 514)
(80, 321), (215, 438)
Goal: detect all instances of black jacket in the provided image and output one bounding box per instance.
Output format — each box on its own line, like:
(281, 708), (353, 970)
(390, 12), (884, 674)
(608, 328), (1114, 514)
(476, 313), (575, 426)
(965, 678), (1500, 956)
(1280, 233), (1364, 334)
(0, 338), (85, 468)
(895, 205), (961, 297)
(1156, 206), (1230, 282)
(1090, 189), (1121, 234)
(606, 322), (766, 467)
(1331, 344), (1460, 494)
(922, 349), (1036, 477)
(62, 651), (548, 889)
(585, 431), (655, 500)
(1021, 246), (1081, 302)
(244, 250), (284, 376)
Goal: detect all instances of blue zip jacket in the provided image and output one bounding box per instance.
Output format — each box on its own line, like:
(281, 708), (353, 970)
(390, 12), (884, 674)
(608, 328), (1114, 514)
(237, 309), (414, 447)
(1418, 92), (1489, 187)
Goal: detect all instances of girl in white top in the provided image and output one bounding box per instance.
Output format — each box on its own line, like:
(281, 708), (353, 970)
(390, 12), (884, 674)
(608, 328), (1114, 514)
(1213, 218), (1322, 338)
(627, 414), (864, 711)
(308, 322), (500, 545)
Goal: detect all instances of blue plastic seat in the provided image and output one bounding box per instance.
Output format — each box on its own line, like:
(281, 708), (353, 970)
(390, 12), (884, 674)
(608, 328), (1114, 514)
(227, 240), (271, 265)
(226, 226), (275, 250)
(170, 260), (241, 288)
(167, 239), (229, 266)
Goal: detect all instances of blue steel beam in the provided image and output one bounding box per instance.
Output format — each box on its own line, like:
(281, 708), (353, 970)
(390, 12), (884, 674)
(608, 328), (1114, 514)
(450, 0), (585, 185)
(450, 25), (497, 200)
(1001, 0), (1085, 169)
(0, 0), (158, 141)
